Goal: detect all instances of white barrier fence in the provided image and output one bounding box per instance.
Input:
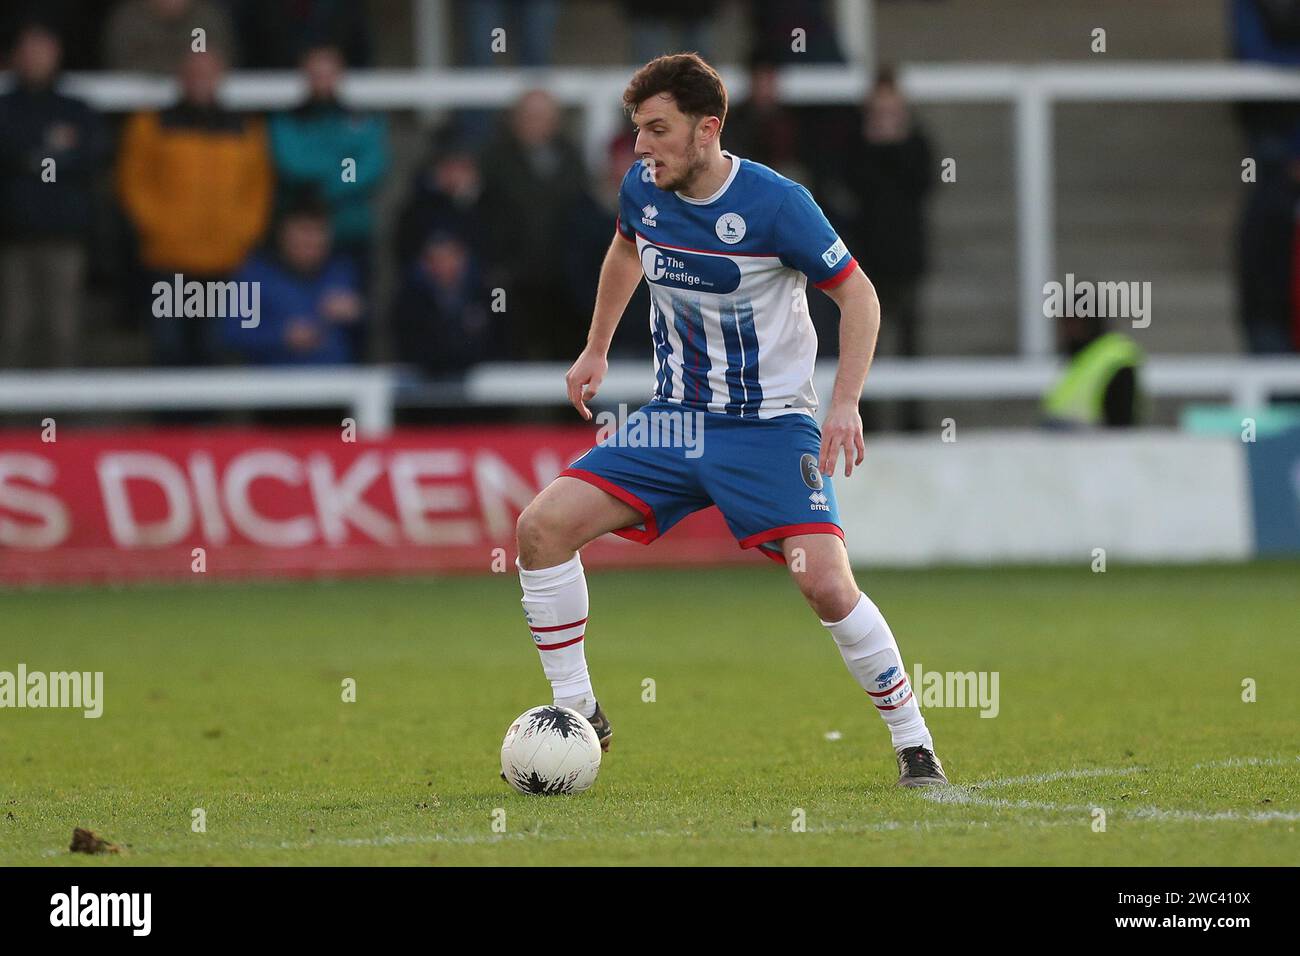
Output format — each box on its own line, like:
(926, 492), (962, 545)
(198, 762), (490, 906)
(467, 357), (1300, 413)
(2, 358), (1298, 436)
(836, 430), (1254, 564)
(20, 60), (1300, 357)
(0, 367), (397, 434)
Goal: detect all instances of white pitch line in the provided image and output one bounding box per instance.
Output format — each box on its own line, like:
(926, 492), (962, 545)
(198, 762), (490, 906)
(1124, 807), (1300, 823)
(963, 766), (1145, 789)
(923, 787), (1095, 814)
(920, 756), (1300, 823)
(1189, 755), (1300, 770)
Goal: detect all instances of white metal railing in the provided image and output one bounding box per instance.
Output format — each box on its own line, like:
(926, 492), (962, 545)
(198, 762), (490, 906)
(3, 359), (1298, 435)
(0, 368), (397, 435)
(13, 61), (1300, 357)
(468, 357), (1300, 414)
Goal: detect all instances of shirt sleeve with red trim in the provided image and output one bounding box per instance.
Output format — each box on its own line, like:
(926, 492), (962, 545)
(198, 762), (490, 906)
(615, 212), (636, 242)
(775, 183), (857, 289)
(615, 160), (646, 243)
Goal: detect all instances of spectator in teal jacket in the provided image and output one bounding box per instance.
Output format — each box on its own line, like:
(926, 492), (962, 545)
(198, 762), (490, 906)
(269, 44), (389, 288)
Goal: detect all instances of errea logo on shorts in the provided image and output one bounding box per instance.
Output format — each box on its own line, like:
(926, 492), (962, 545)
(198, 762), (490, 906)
(821, 237), (848, 269)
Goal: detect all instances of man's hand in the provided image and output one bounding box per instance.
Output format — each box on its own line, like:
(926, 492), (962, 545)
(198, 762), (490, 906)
(565, 347), (608, 421)
(285, 318), (322, 353)
(319, 290), (364, 324)
(818, 401), (866, 478)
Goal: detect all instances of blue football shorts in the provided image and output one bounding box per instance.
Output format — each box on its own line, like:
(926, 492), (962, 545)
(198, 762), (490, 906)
(561, 400), (843, 563)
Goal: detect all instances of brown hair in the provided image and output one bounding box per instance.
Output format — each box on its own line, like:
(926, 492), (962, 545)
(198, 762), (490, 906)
(622, 53), (727, 128)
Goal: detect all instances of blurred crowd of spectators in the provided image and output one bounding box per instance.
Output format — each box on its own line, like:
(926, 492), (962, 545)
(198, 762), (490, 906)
(2, 0), (937, 377)
(0, 0), (389, 370)
(3, 0), (1299, 379)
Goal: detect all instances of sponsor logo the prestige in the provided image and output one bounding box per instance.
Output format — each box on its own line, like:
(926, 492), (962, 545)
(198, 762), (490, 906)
(639, 245), (742, 293)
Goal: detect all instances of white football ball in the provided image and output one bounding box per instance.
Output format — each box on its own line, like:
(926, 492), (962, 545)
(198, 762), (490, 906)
(500, 705), (602, 795)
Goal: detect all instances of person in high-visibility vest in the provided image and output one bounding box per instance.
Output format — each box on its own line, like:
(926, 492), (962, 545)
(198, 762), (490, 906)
(1042, 303), (1144, 428)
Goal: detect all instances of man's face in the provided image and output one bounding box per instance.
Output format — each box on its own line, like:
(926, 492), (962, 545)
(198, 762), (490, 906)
(512, 91), (560, 147)
(864, 85), (909, 140)
(434, 154), (478, 199)
(180, 51), (224, 104)
(750, 66), (778, 109)
(15, 29), (61, 84)
(632, 93), (711, 193)
(303, 47), (343, 100)
(423, 238), (468, 286)
(280, 217), (331, 272)
(1057, 308), (1102, 355)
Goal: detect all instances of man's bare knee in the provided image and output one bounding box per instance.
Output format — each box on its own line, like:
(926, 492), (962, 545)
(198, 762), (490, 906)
(791, 571), (850, 619)
(783, 537), (859, 621)
(516, 503), (573, 570)
(516, 476), (642, 570)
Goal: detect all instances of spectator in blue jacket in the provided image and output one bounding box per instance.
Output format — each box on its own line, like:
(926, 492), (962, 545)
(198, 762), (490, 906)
(269, 44), (389, 289)
(224, 194), (363, 365)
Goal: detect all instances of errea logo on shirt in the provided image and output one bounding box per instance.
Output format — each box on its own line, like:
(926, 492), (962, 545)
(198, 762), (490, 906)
(641, 204), (658, 227)
(821, 237), (848, 269)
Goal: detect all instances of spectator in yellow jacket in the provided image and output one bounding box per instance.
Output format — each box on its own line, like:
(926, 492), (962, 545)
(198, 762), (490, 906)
(117, 50), (273, 364)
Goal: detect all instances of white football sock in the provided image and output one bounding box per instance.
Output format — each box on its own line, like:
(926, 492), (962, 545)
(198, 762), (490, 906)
(822, 592), (932, 751)
(518, 553), (596, 719)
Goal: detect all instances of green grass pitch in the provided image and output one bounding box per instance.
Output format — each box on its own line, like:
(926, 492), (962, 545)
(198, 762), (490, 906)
(1, 561), (1297, 866)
